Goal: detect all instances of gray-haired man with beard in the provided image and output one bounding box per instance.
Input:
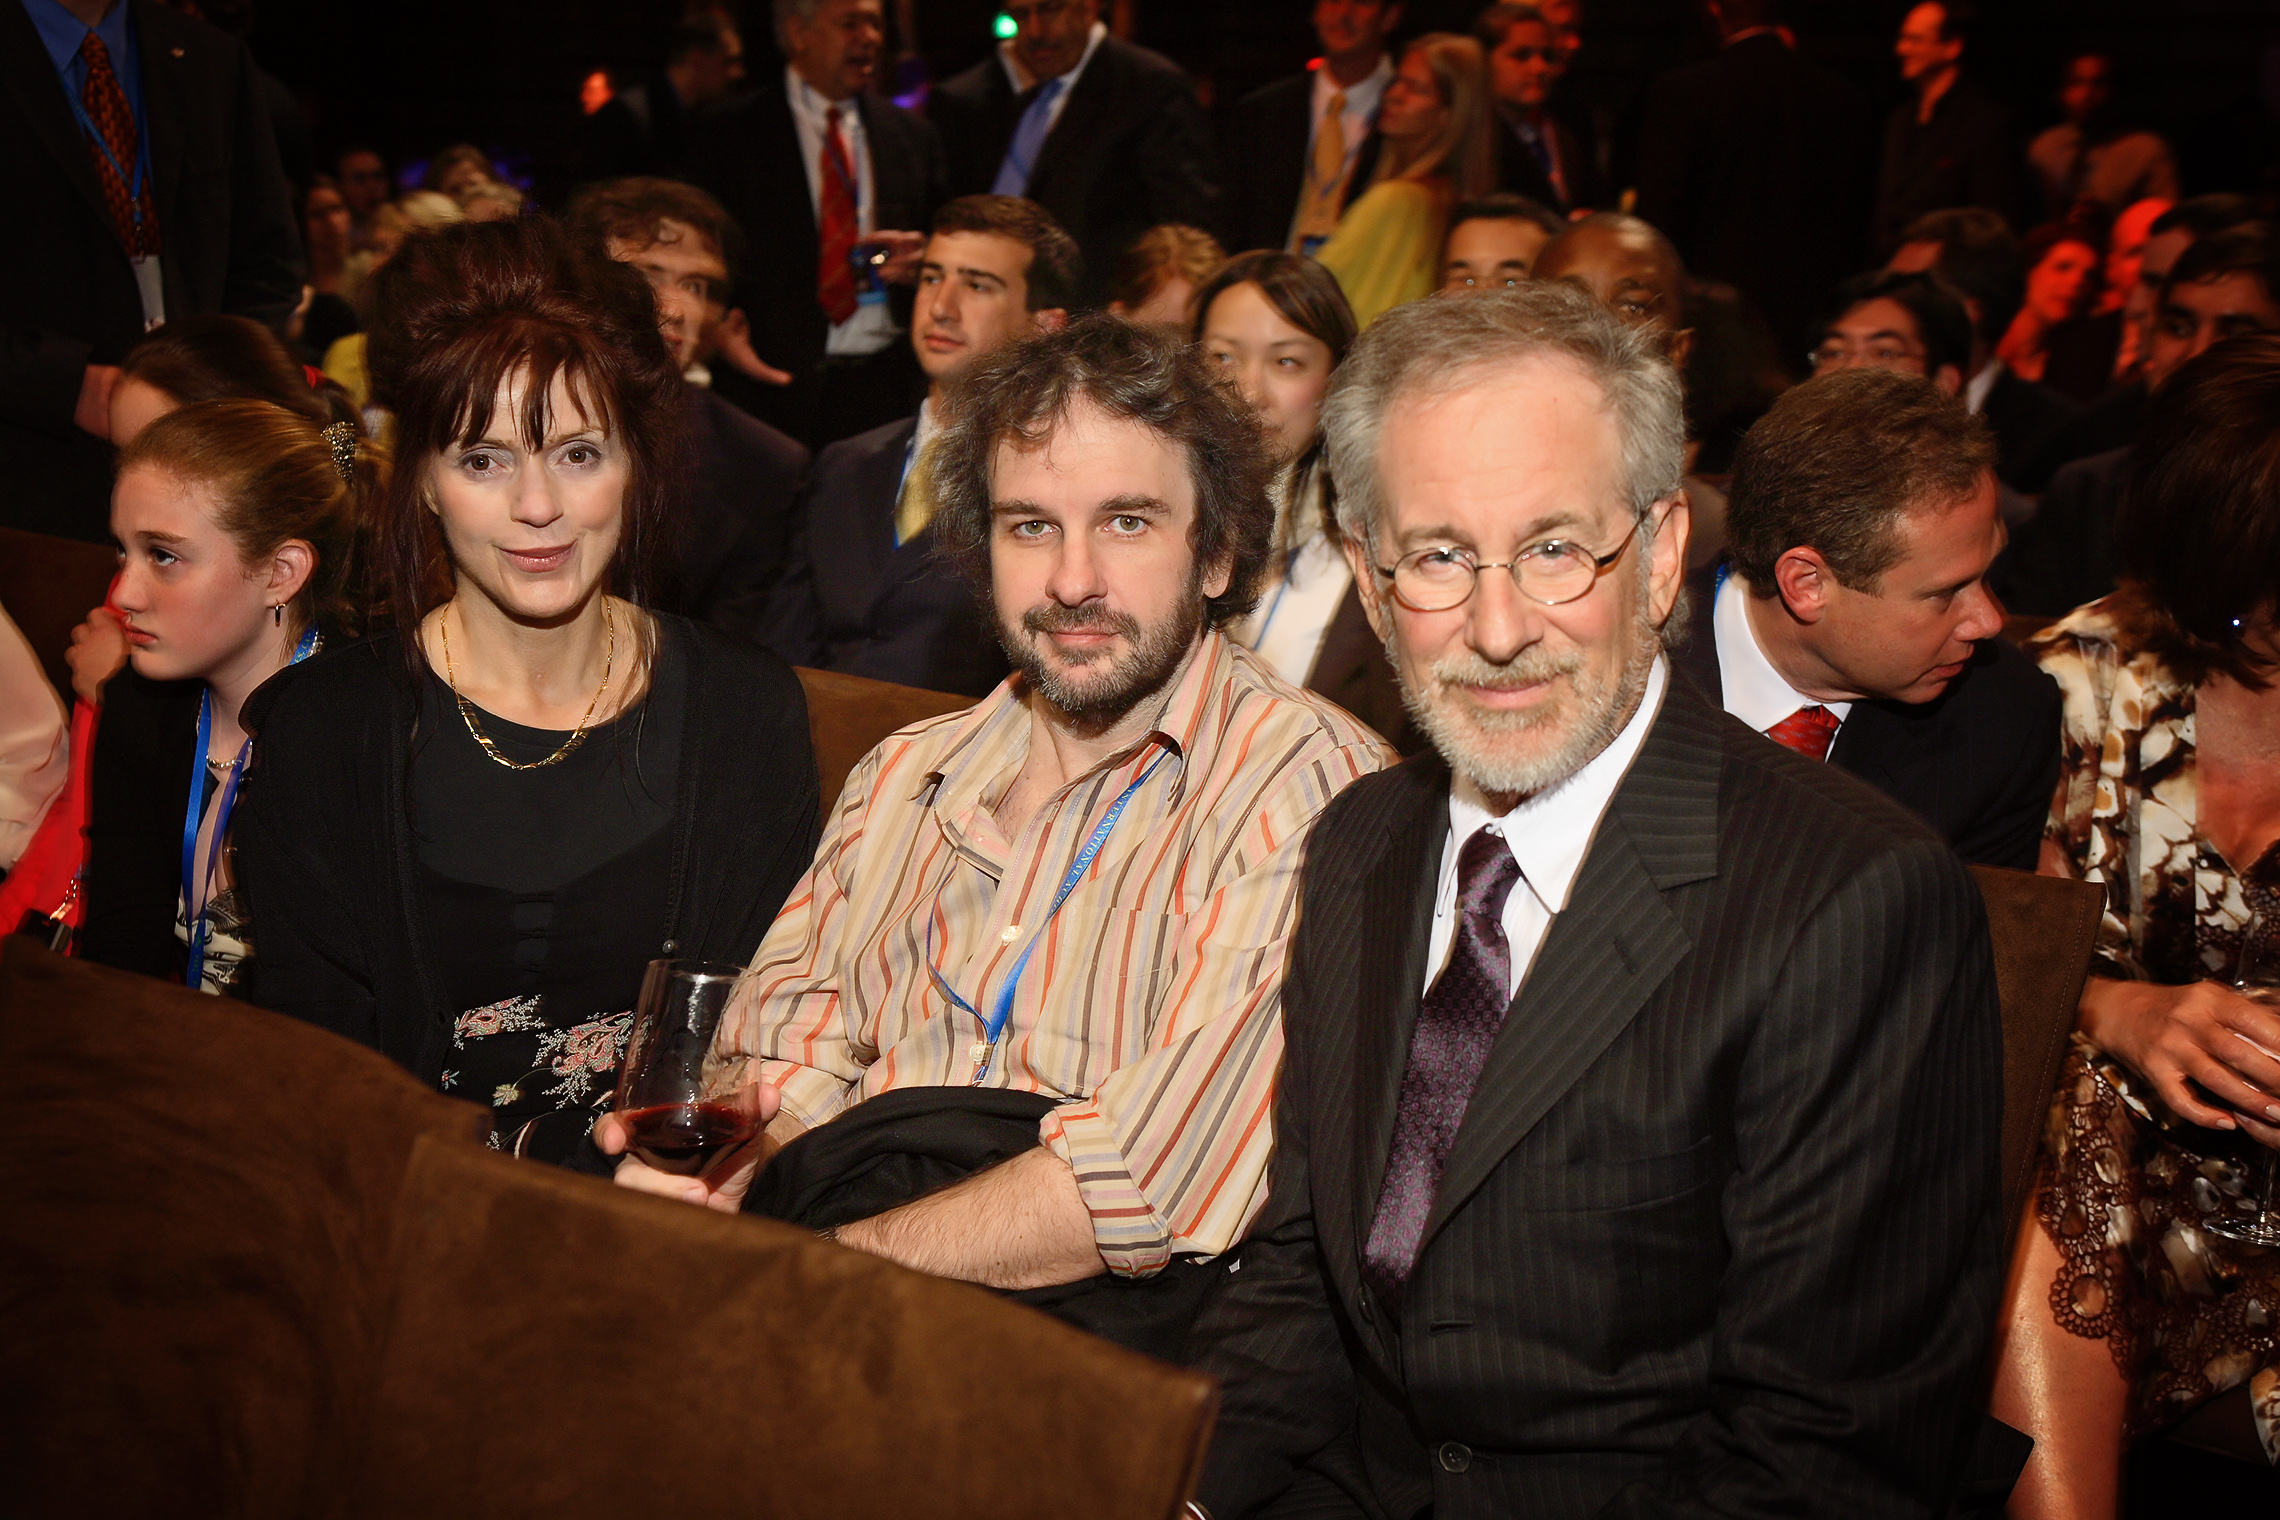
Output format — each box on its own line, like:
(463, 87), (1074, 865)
(1188, 285), (2005, 1517)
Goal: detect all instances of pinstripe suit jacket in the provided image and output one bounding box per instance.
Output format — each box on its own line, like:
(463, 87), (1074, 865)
(1192, 676), (2005, 1519)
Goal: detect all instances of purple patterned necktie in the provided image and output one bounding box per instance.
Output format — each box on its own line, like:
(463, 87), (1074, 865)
(1364, 827), (1522, 1299)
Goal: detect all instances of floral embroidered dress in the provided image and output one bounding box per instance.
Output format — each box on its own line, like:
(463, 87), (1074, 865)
(411, 638), (686, 1166)
(2031, 597), (2280, 1461)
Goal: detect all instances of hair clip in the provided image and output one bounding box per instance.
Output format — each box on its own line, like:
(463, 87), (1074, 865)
(323, 421), (357, 484)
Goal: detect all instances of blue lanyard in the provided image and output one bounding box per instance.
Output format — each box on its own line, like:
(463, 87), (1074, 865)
(926, 749), (1169, 1083)
(180, 627), (319, 987)
(63, 54), (153, 237)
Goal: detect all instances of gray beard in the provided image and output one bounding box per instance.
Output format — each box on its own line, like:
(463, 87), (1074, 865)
(1395, 601), (1658, 803)
(999, 570), (1207, 732)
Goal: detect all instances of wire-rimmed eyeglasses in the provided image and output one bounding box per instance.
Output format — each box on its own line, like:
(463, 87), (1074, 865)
(1372, 518), (1643, 612)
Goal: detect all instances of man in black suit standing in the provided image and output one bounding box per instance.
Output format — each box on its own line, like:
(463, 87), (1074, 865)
(1673, 368), (2059, 870)
(1632, 0), (1874, 358)
(687, 0), (946, 450)
(929, 0), (1215, 304)
(1873, 1), (2015, 255)
(1223, 0), (1402, 258)
(760, 196), (1079, 696)
(1191, 284), (2004, 1517)
(567, 177), (810, 645)
(1, 0), (301, 543)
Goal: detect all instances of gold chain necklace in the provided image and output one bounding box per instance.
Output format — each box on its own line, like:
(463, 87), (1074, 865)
(439, 599), (615, 770)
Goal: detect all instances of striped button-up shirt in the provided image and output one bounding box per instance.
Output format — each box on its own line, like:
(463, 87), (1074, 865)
(716, 631), (1392, 1275)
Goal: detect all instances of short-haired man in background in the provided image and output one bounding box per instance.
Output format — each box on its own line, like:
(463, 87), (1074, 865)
(1675, 367), (2059, 869)
(761, 195), (1082, 697)
(566, 177), (810, 643)
(1809, 268), (1975, 396)
(1476, 3), (1600, 215)
(577, 11), (747, 182)
(1190, 284), (2003, 1517)
(607, 317), (1388, 1360)
(1439, 192), (1565, 292)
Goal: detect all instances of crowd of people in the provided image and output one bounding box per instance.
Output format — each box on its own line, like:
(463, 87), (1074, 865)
(4, 0), (2280, 1512)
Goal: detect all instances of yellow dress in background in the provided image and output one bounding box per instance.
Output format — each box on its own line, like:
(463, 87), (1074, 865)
(1315, 177), (1452, 329)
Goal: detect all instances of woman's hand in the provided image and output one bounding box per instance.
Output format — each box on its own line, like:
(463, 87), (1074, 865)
(593, 1081), (782, 1212)
(2082, 977), (2280, 1147)
(66, 605), (128, 706)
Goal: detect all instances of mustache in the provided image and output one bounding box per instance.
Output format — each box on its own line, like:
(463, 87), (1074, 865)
(1022, 603), (1142, 641)
(1428, 646), (1583, 690)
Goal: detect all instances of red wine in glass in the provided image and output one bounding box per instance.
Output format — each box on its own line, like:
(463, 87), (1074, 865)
(620, 1100), (760, 1177)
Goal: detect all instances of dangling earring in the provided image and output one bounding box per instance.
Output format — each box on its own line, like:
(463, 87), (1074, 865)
(273, 604), (284, 627)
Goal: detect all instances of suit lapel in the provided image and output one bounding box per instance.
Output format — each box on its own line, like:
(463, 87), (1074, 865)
(2, 1), (120, 247)
(1347, 755), (1450, 1241)
(1418, 681), (1723, 1244)
(134, 1), (185, 240)
(1026, 42), (1116, 194)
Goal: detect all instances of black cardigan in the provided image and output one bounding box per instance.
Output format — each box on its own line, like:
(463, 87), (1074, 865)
(234, 616), (821, 1087)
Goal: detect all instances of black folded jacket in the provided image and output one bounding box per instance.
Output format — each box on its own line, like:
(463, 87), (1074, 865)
(744, 1085), (1217, 1363)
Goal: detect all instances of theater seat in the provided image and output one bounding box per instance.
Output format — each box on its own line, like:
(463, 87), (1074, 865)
(794, 665), (973, 814)
(0, 526), (116, 702)
(355, 1136), (1218, 1520)
(0, 938), (491, 1520)
(0, 938), (1219, 1518)
(1967, 865), (2105, 1235)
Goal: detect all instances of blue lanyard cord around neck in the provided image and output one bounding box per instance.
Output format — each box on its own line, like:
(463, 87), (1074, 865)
(180, 626), (320, 987)
(64, 50), (153, 237)
(926, 749), (1169, 1084)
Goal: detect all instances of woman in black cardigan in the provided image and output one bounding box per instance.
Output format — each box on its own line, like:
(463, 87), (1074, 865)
(237, 217), (819, 1167)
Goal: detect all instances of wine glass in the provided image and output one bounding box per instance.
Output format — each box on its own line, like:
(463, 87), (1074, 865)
(2207, 905), (2280, 1247)
(611, 959), (761, 1178)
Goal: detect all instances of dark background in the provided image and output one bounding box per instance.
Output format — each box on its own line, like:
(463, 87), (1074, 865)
(248, 0), (2278, 208)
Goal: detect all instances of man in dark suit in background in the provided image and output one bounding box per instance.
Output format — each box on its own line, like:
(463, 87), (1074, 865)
(1477, 3), (1599, 215)
(576, 12), (747, 184)
(1223, 0), (1401, 257)
(1873, 1), (2015, 254)
(1191, 284), (2003, 1518)
(930, 0), (1215, 304)
(1632, 0), (1874, 357)
(760, 196), (1079, 696)
(1673, 368), (2059, 870)
(567, 177), (810, 645)
(2, 0), (301, 543)
(688, 0), (946, 450)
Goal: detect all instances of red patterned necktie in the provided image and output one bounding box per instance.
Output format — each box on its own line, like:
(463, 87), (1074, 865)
(1364, 827), (1522, 1300)
(79, 33), (159, 257)
(816, 105), (858, 326)
(1766, 704), (1841, 761)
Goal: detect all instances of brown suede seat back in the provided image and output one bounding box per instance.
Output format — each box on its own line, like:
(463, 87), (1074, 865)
(353, 1136), (1219, 1520)
(795, 666), (973, 815)
(1967, 865), (2106, 1235)
(0, 940), (491, 1520)
(0, 526), (118, 701)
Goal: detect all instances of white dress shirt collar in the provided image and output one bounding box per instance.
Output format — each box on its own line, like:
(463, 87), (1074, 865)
(1964, 357), (2001, 415)
(1430, 657), (1668, 999)
(1311, 53), (1392, 129)
(1713, 568), (1851, 733)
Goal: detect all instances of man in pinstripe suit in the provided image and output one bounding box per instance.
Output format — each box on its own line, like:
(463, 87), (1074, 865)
(1189, 286), (2006, 1517)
